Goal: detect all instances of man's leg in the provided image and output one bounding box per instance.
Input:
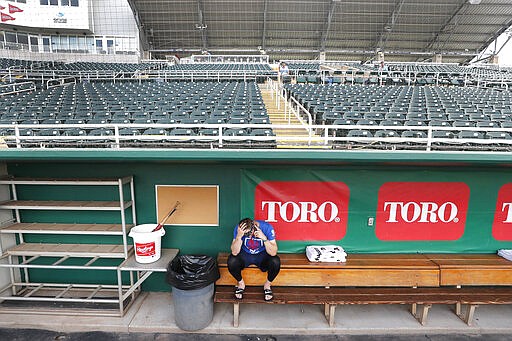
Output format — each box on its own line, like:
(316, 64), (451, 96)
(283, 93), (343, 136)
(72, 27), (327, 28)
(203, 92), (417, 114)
(227, 253), (246, 299)
(259, 254), (281, 301)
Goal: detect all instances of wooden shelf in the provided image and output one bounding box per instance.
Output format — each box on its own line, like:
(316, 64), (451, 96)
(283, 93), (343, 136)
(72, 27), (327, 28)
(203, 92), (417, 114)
(0, 223), (131, 235)
(6, 243), (130, 258)
(0, 200), (133, 210)
(0, 175), (139, 316)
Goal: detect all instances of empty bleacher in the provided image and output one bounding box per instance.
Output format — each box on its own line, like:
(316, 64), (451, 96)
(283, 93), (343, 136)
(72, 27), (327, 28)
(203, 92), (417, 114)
(284, 83), (512, 151)
(0, 56), (511, 151)
(0, 80), (275, 148)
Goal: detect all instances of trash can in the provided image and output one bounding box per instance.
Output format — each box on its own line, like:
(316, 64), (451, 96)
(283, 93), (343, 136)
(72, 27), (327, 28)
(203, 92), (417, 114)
(166, 255), (220, 331)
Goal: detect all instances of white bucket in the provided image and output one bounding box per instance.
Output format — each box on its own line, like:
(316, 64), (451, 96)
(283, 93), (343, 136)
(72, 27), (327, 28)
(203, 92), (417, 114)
(128, 224), (166, 264)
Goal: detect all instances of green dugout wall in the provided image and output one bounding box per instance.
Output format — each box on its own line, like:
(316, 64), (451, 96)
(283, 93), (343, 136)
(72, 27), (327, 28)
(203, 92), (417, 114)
(1, 149), (512, 290)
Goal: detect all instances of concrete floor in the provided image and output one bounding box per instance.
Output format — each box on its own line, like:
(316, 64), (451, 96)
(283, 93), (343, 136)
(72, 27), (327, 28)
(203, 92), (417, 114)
(1, 292), (512, 336)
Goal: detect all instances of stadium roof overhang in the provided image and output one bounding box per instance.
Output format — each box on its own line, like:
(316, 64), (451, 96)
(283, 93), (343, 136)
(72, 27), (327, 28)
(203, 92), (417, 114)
(128, 0), (512, 63)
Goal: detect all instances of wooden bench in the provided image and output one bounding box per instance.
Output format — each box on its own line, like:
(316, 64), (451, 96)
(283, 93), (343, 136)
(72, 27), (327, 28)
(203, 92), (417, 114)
(215, 252), (441, 327)
(424, 253), (512, 325)
(216, 253), (440, 287)
(215, 253), (512, 327)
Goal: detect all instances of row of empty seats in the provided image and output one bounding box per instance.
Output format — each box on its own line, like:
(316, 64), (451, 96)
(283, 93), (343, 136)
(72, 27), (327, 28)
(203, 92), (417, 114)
(0, 126), (277, 149)
(0, 80), (271, 124)
(286, 83), (512, 149)
(286, 83), (512, 125)
(0, 80), (276, 148)
(166, 63), (272, 72)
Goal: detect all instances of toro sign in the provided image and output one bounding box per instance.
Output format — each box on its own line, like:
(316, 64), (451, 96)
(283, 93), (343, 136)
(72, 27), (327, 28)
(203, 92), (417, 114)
(254, 181), (350, 241)
(375, 182), (470, 241)
(492, 184), (512, 241)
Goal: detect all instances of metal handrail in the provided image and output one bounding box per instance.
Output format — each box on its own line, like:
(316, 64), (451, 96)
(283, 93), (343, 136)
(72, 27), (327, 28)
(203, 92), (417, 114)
(0, 122), (511, 151)
(0, 81), (36, 97)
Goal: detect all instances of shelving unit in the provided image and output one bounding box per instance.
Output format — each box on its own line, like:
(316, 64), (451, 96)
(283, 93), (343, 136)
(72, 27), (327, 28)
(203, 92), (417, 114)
(0, 176), (145, 316)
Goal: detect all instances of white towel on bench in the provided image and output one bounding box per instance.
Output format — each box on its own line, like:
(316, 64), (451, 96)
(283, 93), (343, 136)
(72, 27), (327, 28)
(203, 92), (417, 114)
(498, 249), (512, 262)
(306, 245), (347, 262)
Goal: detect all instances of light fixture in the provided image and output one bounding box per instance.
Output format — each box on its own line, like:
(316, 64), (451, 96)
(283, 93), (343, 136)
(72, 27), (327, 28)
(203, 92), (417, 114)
(468, 0), (481, 4)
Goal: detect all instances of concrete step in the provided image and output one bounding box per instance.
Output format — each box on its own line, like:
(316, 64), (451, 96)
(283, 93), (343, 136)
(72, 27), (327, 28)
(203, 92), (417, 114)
(260, 84), (323, 143)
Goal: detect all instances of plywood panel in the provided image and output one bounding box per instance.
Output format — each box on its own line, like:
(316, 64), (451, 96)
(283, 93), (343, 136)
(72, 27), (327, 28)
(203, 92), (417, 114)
(156, 185), (218, 226)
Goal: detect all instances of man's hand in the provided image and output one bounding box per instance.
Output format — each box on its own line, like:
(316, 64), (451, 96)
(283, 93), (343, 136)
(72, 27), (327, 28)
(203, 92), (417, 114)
(253, 225), (266, 241)
(236, 224), (246, 239)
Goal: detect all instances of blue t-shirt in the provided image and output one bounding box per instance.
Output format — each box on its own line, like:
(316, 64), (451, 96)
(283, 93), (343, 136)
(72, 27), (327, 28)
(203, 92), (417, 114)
(233, 220), (276, 255)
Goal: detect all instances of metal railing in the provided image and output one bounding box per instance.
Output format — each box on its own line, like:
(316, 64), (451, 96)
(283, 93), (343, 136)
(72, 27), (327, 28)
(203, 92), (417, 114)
(0, 81), (36, 97)
(0, 122), (511, 152)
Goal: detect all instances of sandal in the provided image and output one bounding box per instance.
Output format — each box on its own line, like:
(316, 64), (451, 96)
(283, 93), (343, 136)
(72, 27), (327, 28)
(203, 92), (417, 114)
(234, 286), (245, 300)
(264, 288), (273, 301)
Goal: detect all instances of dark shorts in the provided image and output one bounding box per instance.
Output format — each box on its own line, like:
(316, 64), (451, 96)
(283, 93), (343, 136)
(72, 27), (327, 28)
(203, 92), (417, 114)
(240, 251), (271, 271)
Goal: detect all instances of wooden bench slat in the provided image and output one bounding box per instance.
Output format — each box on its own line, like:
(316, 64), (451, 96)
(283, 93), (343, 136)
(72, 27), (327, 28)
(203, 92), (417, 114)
(424, 254), (512, 286)
(215, 286), (512, 305)
(217, 252), (439, 269)
(216, 253), (439, 287)
(217, 267), (439, 287)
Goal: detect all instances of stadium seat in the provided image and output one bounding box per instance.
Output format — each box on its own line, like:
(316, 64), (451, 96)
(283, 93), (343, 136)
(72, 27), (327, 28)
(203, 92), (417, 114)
(89, 128), (114, 136)
(374, 130), (398, 138)
(356, 119), (378, 126)
(347, 129), (372, 138)
(429, 120), (451, 127)
(431, 131), (454, 139)
(250, 117), (270, 124)
(142, 128), (168, 136)
(476, 121), (500, 128)
(62, 128), (87, 136)
(228, 117), (249, 124)
(379, 120), (402, 127)
(119, 128), (141, 136)
(452, 120), (476, 127)
(37, 128), (61, 136)
(402, 131), (427, 138)
(404, 120), (426, 126)
(458, 131), (484, 139)
(486, 132), (512, 140)
(170, 128), (195, 136)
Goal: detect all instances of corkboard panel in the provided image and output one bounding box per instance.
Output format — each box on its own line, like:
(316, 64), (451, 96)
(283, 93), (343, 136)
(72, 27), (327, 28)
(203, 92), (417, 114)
(155, 185), (219, 226)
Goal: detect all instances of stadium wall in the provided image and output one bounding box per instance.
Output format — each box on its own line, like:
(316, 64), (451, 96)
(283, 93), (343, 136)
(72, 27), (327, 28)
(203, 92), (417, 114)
(2, 149), (512, 291)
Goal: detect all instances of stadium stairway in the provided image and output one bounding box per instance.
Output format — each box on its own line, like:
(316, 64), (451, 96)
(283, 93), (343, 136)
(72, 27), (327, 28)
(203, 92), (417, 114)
(259, 84), (325, 149)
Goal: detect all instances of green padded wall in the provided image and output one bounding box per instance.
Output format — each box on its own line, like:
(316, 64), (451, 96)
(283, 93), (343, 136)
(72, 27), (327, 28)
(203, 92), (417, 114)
(5, 159), (512, 290)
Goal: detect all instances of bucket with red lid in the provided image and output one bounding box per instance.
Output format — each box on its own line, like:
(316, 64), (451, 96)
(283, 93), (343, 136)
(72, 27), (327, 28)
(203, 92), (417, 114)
(128, 224), (165, 263)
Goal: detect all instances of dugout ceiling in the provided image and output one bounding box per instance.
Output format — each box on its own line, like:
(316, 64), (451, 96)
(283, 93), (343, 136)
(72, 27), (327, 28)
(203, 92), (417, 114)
(127, 0), (512, 63)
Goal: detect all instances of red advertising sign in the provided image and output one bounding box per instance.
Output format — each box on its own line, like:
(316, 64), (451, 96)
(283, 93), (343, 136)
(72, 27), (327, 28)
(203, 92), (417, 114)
(492, 184), (512, 241)
(254, 181), (350, 241)
(375, 182), (470, 241)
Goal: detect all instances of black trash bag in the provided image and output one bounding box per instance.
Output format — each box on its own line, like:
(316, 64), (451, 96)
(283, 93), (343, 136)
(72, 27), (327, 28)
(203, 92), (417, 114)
(166, 254), (220, 290)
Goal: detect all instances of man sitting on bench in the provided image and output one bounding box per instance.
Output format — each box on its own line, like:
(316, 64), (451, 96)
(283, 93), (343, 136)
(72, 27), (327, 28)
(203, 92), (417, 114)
(228, 218), (280, 301)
